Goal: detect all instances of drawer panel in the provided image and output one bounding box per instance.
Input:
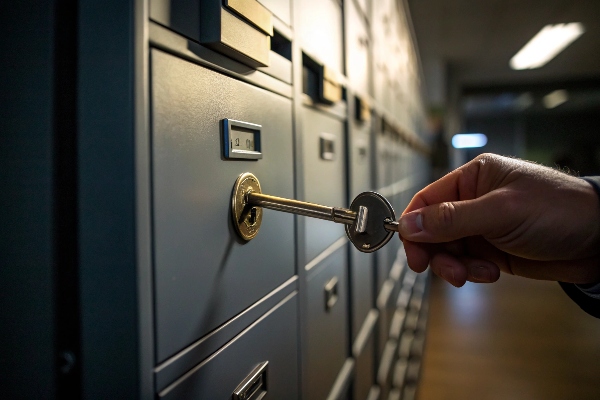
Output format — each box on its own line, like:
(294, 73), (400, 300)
(158, 293), (299, 399)
(301, 106), (346, 263)
(349, 114), (372, 198)
(346, 0), (371, 95)
(305, 246), (349, 400)
(151, 49), (295, 361)
(354, 326), (376, 400)
(297, 0), (344, 73)
(350, 248), (374, 341)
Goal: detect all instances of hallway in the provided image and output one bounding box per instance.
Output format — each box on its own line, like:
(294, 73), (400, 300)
(418, 273), (600, 399)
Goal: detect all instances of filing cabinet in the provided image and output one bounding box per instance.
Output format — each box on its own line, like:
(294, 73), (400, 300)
(30, 0), (431, 398)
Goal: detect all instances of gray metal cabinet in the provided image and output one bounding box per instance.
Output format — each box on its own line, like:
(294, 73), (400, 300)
(297, 0), (344, 74)
(305, 245), (349, 400)
(151, 48), (295, 361)
(301, 106), (347, 263)
(158, 293), (299, 400)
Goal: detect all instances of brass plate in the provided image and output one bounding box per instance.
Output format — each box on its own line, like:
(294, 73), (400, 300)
(225, 0), (273, 36)
(231, 172), (263, 241)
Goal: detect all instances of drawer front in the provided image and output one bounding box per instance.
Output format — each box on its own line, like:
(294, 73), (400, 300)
(354, 330), (376, 400)
(152, 49), (295, 361)
(297, 0), (344, 73)
(150, 0), (199, 42)
(350, 248), (374, 341)
(375, 131), (393, 190)
(305, 246), (349, 400)
(349, 120), (372, 198)
(346, 0), (371, 95)
(301, 106), (346, 263)
(159, 293), (299, 400)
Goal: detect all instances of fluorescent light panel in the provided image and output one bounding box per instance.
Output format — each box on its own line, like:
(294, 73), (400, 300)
(452, 134), (488, 149)
(510, 23), (585, 70)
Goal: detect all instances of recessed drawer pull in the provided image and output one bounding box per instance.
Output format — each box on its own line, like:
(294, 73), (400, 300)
(232, 361), (268, 400)
(324, 276), (339, 311)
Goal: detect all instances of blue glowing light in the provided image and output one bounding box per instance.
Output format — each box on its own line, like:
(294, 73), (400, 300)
(451, 133), (488, 149)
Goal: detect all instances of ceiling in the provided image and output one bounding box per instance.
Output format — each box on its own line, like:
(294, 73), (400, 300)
(407, 0), (600, 100)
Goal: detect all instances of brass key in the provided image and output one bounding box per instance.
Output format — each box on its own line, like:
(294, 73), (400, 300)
(231, 172), (399, 253)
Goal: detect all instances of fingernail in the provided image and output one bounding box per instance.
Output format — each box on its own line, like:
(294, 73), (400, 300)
(399, 211), (423, 236)
(471, 266), (491, 282)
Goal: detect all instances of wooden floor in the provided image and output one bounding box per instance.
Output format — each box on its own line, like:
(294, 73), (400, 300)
(417, 274), (600, 400)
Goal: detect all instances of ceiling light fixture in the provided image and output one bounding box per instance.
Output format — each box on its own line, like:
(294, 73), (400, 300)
(543, 89), (569, 109)
(451, 134), (488, 149)
(510, 23), (585, 70)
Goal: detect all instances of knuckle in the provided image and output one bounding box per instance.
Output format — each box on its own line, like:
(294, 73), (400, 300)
(436, 202), (456, 230)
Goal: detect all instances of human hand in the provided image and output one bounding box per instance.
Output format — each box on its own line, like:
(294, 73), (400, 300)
(398, 153), (600, 287)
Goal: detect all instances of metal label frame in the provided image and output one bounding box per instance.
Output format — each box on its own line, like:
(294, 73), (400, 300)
(223, 118), (263, 160)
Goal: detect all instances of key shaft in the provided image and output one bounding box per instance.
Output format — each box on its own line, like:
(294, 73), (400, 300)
(246, 191), (399, 233)
(246, 192), (357, 225)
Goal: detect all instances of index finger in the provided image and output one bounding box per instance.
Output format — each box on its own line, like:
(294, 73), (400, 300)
(402, 156), (483, 215)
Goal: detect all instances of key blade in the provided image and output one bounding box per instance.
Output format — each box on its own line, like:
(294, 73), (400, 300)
(355, 206), (368, 233)
(383, 218), (399, 232)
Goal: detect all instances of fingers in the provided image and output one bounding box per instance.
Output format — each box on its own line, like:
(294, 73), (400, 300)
(402, 238), (501, 287)
(429, 253), (500, 287)
(399, 193), (507, 243)
(402, 154), (489, 215)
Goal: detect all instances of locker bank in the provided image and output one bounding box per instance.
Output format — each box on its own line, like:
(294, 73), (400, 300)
(1, 0), (432, 399)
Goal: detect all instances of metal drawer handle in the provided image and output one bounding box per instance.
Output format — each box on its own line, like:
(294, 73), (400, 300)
(232, 361), (268, 400)
(320, 132), (336, 161)
(324, 276), (339, 311)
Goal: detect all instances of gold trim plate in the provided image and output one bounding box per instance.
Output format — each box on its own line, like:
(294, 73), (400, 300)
(225, 0), (273, 36)
(231, 172), (263, 241)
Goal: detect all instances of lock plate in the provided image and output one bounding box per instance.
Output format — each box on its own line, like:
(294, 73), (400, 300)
(345, 192), (396, 253)
(232, 172), (263, 241)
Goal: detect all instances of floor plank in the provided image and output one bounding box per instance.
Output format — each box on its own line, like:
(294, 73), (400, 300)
(418, 274), (600, 400)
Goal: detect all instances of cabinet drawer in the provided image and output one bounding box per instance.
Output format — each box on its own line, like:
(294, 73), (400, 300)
(301, 106), (346, 263)
(297, 0), (344, 74)
(151, 49), (295, 361)
(346, 0), (371, 95)
(305, 245), (349, 400)
(158, 293), (299, 399)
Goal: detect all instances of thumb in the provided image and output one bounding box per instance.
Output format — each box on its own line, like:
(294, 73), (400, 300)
(398, 197), (498, 243)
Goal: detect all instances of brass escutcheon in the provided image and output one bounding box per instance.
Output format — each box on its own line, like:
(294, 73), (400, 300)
(231, 172), (263, 241)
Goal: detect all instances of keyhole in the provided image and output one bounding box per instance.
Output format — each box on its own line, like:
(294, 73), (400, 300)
(247, 207), (258, 226)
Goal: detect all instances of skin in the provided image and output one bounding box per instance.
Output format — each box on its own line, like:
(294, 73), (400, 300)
(398, 153), (600, 287)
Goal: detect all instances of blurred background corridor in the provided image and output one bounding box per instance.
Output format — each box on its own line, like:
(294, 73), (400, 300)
(409, 1), (600, 398)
